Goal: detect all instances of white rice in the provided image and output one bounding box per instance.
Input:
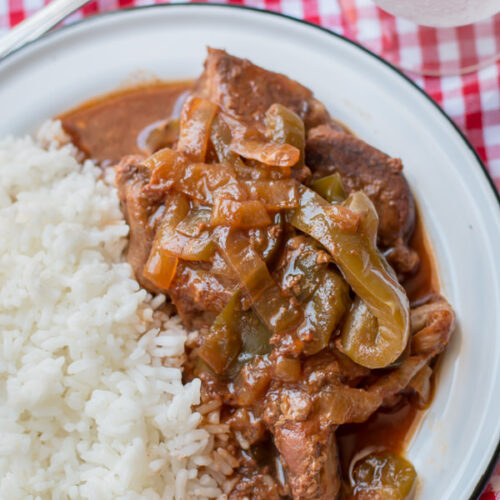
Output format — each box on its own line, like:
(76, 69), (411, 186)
(0, 123), (223, 500)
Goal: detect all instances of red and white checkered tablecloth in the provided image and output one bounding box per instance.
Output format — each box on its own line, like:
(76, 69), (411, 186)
(0, 0), (499, 497)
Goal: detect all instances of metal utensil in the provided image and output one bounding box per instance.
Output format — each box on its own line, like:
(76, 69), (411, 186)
(0, 0), (90, 60)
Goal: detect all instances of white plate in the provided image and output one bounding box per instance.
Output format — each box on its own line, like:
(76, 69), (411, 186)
(0, 4), (499, 499)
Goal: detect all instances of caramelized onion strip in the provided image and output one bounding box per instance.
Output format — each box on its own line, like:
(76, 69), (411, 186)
(177, 96), (218, 161)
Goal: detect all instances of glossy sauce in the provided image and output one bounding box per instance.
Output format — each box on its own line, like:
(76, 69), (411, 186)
(59, 81), (192, 166)
(337, 396), (421, 478)
(404, 211), (440, 304)
(58, 82), (441, 489)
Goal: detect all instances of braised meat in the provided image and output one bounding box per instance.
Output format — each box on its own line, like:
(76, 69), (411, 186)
(260, 299), (455, 500)
(115, 155), (164, 290)
(194, 48), (331, 133)
(194, 48), (418, 276)
(168, 261), (236, 329)
(271, 421), (340, 500)
(306, 125), (418, 275)
(110, 49), (456, 500)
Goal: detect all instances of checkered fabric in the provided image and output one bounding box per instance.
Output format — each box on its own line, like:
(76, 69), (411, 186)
(0, 0), (499, 497)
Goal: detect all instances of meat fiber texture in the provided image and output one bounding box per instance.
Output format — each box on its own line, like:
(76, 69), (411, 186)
(0, 122), (222, 500)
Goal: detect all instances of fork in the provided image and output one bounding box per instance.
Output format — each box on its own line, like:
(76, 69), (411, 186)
(0, 0), (90, 60)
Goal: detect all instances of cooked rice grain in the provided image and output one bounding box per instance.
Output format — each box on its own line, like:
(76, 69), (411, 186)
(0, 124), (223, 500)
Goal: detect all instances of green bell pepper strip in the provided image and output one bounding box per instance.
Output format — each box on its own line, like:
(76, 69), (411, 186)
(265, 103), (305, 167)
(198, 288), (273, 376)
(288, 186), (410, 368)
(217, 229), (303, 334)
(249, 212), (284, 264)
(197, 291), (243, 374)
(300, 269), (351, 355)
(158, 206), (216, 262)
(225, 306), (273, 379)
(276, 236), (329, 303)
(210, 115), (245, 167)
(310, 172), (346, 204)
(275, 236), (351, 354)
(349, 452), (416, 500)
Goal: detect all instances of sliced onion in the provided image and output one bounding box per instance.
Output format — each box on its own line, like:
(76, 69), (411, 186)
(179, 163), (245, 204)
(177, 96), (218, 162)
(242, 179), (299, 210)
(230, 139), (300, 168)
(217, 229), (302, 334)
(143, 193), (189, 290)
(211, 198), (271, 229)
(147, 153), (245, 205)
(162, 230), (216, 262)
(143, 250), (178, 290)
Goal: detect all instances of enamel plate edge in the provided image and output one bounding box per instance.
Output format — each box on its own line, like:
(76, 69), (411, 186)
(0, 5), (499, 499)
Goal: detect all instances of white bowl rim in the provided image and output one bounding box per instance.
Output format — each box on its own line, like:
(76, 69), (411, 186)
(0, 3), (499, 498)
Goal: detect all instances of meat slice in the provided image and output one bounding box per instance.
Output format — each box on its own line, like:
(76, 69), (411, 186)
(263, 356), (343, 500)
(272, 421), (340, 500)
(168, 261), (236, 330)
(115, 155), (166, 290)
(193, 48), (331, 133)
(306, 125), (418, 274)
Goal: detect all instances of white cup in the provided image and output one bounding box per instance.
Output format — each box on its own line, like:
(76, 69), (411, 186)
(373, 0), (500, 27)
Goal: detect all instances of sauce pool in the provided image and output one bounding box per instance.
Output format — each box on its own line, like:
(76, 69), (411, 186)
(59, 81), (192, 166)
(404, 210), (440, 304)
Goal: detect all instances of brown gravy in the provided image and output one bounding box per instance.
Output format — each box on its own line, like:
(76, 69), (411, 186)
(58, 81), (441, 478)
(59, 81), (192, 166)
(337, 396), (422, 477)
(404, 211), (440, 304)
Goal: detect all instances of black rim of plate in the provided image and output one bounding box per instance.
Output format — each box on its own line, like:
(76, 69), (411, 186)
(1, 3), (499, 498)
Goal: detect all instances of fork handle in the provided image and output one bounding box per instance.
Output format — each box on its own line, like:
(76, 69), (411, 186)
(0, 0), (90, 60)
